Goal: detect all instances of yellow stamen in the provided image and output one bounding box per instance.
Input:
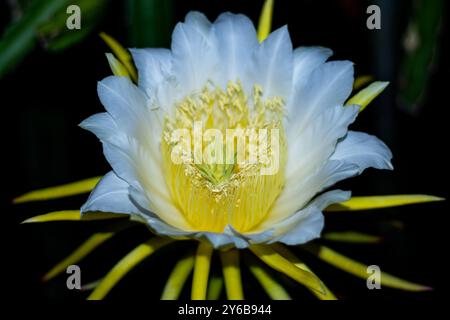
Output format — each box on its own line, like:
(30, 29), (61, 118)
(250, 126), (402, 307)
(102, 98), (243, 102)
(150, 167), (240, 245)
(161, 81), (286, 233)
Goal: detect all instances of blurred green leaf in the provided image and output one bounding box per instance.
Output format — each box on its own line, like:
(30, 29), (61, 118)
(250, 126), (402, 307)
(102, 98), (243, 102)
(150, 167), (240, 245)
(44, 25), (94, 51)
(0, 0), (69, 78)
(0, 0), (110, 78)
(125, 0), (173, 47)
(399, 0), (444, 114)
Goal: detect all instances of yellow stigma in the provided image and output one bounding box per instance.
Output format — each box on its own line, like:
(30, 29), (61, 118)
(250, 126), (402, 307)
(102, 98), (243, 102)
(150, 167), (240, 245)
(161, 81), (286, 233)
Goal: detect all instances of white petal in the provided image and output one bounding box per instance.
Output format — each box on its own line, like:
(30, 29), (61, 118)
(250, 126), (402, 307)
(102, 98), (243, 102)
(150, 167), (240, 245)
(171, 11), (217, 97)
(228, 225), (275, 245)
(83, 79), (151, 189)
(317, 160), (360, 191)
(132, 208), (250, 248)
(271, 130), (392, 228)
(85, 77), (155, 190)
(83, 75), (192, 231)
(101, 136), (142, 188)
(250, 25), (293, 99)
(128, 178), (193, 232)
(331, 131), (393, 173)
(127, 197), (249, 248)
(133, 209), (192, 238)
(185, 11), (213, 40)
(246, 190), (350, 245)
(79, 112), (118, 142)
(287, 60), (354, 138)
(81, 171), (140, 214)
(97, 76), (151, 136)
(100, 137), (192, 232)
(125, 200), (195, 240)
(292, 46), (333, 87)
(96, 76), (163, 156)
(286, 105), (359, 182)
(212, 12), (258, 88)
(268, 190), (351, 245)
(271, 105), (358, 223)
(81, 111), (165, 198)
(310, 131), (393, 192)
(201, 228), (249, 249)
(129, 48), (171, 98)
(274, 209), (324, 245)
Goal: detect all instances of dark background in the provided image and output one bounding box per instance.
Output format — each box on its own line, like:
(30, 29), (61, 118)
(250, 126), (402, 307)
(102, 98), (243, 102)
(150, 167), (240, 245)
(1, 0), (448, 301)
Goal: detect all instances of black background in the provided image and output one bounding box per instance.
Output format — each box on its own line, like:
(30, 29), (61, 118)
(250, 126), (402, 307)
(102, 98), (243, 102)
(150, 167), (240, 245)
(1, 0), (449, 302)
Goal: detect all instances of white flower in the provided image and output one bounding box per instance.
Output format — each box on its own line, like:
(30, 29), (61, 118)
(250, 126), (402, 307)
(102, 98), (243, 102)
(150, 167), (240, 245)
(80, 12), (393, 249)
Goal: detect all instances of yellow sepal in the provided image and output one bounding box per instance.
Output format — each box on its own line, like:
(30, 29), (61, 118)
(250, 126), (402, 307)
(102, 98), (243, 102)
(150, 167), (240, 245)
(326, 194), (444, 212)
(13, 176), (101, 204)
(353, 75), (374, 90)
(99, 32), (137, 82)
(250, 244), (325, 295)
(247, 258), (291, 300)
(303, 244), (432, 291)
(105, 53), (130, 78)
(220, 249), (244, 300)
(272, 244), (337, 300)
(346, 81), (389, 112)
(21, 210), (127, 223)
(161, 254), (195, 300)
(88, 237), (173, 300)
(43, 227), (126, 282)
(191, 241), (213, 300)
(207, 275), (224, 300)
(257, 0), (274, 42)
(323, 231), (382, 244)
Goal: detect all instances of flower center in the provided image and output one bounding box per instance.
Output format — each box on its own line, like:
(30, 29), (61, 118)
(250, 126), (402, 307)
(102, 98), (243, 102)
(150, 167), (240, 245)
(161, 81), (286, 233)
